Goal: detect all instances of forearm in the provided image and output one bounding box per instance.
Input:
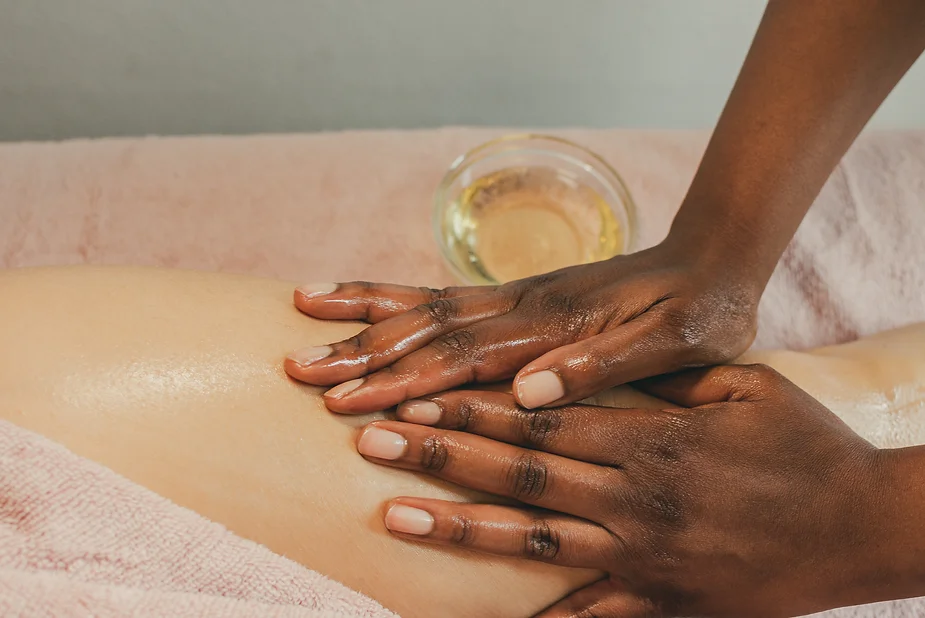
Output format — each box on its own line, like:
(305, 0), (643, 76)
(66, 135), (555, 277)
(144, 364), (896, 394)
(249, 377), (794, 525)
(668, 0), (925, 287)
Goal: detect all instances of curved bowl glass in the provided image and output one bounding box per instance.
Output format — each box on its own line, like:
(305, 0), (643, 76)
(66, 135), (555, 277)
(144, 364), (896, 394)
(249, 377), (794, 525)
(433, 134), (637, 285)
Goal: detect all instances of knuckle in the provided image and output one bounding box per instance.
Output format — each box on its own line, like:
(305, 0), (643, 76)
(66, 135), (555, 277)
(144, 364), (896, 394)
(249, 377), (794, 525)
(526, 288), (593, 335)
(341, 335), (373, 366)
(628, 418), (692, 530)
(415, 298), (457, 324)
(635, 481), (686, 529)
(524, 519), (561, 560)
(527, 273), (558, 289)
(436, 394), (478, 431)
(605, 527), (633, 562)
(448, 514), (476, 545)
(643, 435), (683, 467)
(419, 435), (451, 472)
(519, 408), (562, 449)
(453, 398), (476, 432)
(432, 329), (478, 357)
(418, 286), (448, 301)
(505, 453), (550, 501)
(641, 413), (694, 466)
(538, 290), (578, 315)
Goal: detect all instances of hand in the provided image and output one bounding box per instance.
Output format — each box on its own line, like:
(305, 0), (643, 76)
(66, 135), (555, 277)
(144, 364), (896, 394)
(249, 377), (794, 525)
(354, 364), (892, 617)
(284, 243), (761, 414)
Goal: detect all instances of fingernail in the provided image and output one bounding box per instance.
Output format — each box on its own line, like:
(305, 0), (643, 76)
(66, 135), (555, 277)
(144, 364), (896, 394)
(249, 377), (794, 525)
(516, 370), (565, 408)
(286, 345), (333, 367)
(397, 400), (441, 425)
(297, 283), (337, 299)
(358, 427), (407, 460)
(385, 504), (434, 535)
(324, 378), (364, 399)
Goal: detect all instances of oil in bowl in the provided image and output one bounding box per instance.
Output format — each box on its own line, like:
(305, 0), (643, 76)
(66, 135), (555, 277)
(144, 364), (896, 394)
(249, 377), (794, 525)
(445, 166), (624, 283)
(435, 135), (635, 285)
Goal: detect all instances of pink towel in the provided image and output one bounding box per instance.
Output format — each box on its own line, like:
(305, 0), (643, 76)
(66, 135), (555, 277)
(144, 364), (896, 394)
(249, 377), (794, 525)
(1, 128), (923, 350)
(0, 128), (923, 616)
(0, 419), (396, 617)
(758, 131), (925, 350)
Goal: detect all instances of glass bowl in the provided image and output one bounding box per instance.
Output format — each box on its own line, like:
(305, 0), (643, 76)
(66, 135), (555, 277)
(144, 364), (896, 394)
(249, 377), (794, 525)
(433, 134), (636, 285)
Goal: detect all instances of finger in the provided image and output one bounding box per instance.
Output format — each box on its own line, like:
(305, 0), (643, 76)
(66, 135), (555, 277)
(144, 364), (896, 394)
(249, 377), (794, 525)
(285, 292), (507, 385)
(293, 281), (495, 323)
(533, 578), (657, 618)
(323, 315), (572, 413)
(513, 317), (692, 409)
(356, 421), (621, 520)
(397, 390), (659, 466)
(636, 363), (775, 407)
(382, 498), (617, 570)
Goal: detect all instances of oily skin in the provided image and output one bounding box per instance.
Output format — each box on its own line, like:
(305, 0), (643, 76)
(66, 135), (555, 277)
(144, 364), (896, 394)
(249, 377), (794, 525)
(0, 266), (598, 618)
(285, 249), (761, 413)
(360, 368), (925, 617)
(1, 267), (923, 617)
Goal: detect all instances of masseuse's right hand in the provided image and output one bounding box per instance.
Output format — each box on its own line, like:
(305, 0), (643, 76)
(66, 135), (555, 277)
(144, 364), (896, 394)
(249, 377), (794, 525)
(285, 239), (763, 414)
(284, 0), (925, 418)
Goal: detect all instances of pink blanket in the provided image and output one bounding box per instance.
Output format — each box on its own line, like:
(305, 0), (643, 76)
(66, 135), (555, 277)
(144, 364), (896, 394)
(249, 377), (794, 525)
(2, 129), (924, 349)
(1, 128), (924, 616)
(0, 418), (395, 617)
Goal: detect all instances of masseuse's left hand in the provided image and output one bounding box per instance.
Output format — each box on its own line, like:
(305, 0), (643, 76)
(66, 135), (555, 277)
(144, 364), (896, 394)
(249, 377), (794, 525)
(355, 364), (892, 618)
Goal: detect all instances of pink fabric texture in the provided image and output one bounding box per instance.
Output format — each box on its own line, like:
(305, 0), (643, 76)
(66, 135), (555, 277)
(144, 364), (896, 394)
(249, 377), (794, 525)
(1, 129), (924, 350)
(1, 128), (924, 616)
(0, 418), (396, 617)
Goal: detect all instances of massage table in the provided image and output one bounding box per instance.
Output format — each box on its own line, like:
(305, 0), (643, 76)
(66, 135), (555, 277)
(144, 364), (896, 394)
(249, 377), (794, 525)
(1, 128), (924, 616)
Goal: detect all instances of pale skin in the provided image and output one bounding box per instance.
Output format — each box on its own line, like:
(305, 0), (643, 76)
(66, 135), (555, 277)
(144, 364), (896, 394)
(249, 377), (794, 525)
(2, 266), (923, 617)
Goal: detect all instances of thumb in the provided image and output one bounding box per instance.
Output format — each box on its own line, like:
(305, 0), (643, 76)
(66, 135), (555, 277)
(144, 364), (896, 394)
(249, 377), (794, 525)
(513, 318), (689, 409)
(636, 363), (774, 408)
(532, 578), (656, 618)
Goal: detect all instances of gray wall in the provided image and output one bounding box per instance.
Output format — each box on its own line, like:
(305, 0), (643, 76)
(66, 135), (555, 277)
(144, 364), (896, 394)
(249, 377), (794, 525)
(1, 0), (923, 141)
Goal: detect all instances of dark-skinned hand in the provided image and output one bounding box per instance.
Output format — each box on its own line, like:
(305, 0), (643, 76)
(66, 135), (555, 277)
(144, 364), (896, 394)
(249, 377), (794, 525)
(284, 244), (760, 414)
(353, 364), (893, 618)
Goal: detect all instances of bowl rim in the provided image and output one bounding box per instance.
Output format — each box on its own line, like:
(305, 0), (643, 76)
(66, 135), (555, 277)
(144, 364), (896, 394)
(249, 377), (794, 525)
(433, 133), (638, 285)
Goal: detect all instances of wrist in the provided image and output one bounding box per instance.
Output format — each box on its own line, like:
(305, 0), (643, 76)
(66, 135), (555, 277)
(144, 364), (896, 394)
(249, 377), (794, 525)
(843, 447), (925, 607)
(869, 447), (925, 602)
(655, 221), (766, 303)
(662, 194), (794, 293)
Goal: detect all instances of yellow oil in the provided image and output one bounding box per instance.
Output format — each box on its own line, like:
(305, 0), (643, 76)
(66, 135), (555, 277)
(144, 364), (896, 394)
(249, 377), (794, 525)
(440, 166), (625, 284)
